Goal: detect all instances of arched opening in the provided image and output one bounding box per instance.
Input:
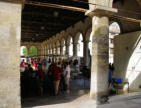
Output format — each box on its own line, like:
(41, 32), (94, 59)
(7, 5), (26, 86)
(88, 22), (121, 67)
(29, 46), (37, 57)
(20, 46), (28, 56)
(20, 46), (28, 63)
(109, 22), (121, 63)
(69, 37), (73, 56)
(77, 33), (83, 57)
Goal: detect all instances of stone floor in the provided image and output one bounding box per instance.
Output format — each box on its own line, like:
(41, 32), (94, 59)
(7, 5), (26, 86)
(22, 77), (90, 108)
(22, 91), (141, 108)
(22, 78), (141, 108)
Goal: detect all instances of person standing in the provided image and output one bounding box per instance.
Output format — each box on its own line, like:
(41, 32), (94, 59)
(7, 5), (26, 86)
(64, 62), (71, 93)
(52, 63), (61, 96)
(20, 59), (25, 72)
(58, 62), (66, 92)
(36, 66), (45, 96)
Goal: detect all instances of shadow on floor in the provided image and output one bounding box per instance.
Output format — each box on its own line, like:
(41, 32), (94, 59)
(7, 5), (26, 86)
(22, 90), (89, 107)
(22, 78), (90, 108)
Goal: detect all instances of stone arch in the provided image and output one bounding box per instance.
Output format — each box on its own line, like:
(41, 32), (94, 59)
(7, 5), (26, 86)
(48, 43), (52, 54)
(77, 33), (84, 57)
(66, 35), (72, 44)
(60, 37), (65, 46)
(69, 36), (73, 56)
(56, 40), (60, 47)
(74, 32), (83, 43)
(74, 21), (84, 33)
(66, 26), (74, 39)
(109, 21), (121, 34)
(109, 21), (121, 63)
(60, 37), (65, 55)
(56, 40), (61, 54)
(85, 28), (92, 41)
(51, 42), (56, 54)
(112, 0), (141, 33)
(41, 44), (45, 56)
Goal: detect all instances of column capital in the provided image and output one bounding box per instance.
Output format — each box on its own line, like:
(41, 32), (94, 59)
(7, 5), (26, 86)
(83, 40), (90, 43)
(85, 5), (117, 17)
(60, 45), (64, 48)
(73, 42), (78, 45)
(65, 43), (70, 46)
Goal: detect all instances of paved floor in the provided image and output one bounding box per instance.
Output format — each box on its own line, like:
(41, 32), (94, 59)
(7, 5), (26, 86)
(22, 78), (141, 108)
(22, 78), (90, 108)
(98, 92), (141, 108)
(22, 91), (141, 108)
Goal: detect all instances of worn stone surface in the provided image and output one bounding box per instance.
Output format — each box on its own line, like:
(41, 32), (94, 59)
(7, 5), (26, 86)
(73, 43), (78, 57)
(90, 16), (109, 99)
(65, 43), (70, 55)
(23, 91), (141, 108)
(114, 31), (141, 92)
(0, 1), (22, 108)
(83, 41), (89, 66)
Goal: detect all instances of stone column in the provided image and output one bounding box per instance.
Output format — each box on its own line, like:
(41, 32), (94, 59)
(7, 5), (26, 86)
(83, 40), (89, 66)
(73, 42), (78, 57)
(0, 2), (22, 108)
(42, 45), (44, 58)
(58, 47), (60, 55)
(56, 47), (58, 55)
(52, 48), (54, 55)
(91, 16), (109, 100)
(44, 46), (46, 57)
(40, 46), (43, 57)
(36, 45), (41, 57)
(26, 45), (30, 57)
(49, 48), (51, 54)
(60, 45), (63, 55)
(45, 46), (47, 56)
(86, 5), (117, 102)
(66, 43), (70, 55)
(86, 15), (109, 101)
(44, 46), (46, 58)
(46, 48), (49, 55)
(49, 49), (51, 55)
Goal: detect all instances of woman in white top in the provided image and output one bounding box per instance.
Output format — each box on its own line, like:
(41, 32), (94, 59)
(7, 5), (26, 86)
(64, 62), (71, 93)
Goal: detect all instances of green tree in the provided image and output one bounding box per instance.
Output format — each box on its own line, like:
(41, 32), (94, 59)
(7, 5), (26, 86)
(29, 46), (37, 57)
(23, 47), (27, 56)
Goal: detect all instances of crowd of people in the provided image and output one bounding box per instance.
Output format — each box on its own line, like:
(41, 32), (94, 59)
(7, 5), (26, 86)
(20, 58), (71, 97)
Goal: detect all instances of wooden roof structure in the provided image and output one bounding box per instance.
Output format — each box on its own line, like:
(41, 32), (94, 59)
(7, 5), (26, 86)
(22, 0), (89, 42)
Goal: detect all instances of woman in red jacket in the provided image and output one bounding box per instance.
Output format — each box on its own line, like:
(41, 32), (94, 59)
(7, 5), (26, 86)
(51, 63), (61, 95)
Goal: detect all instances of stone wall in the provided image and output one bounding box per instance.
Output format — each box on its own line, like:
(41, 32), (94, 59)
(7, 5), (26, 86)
(114, 31), (141, 92)
(0, 2), (21, 108)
